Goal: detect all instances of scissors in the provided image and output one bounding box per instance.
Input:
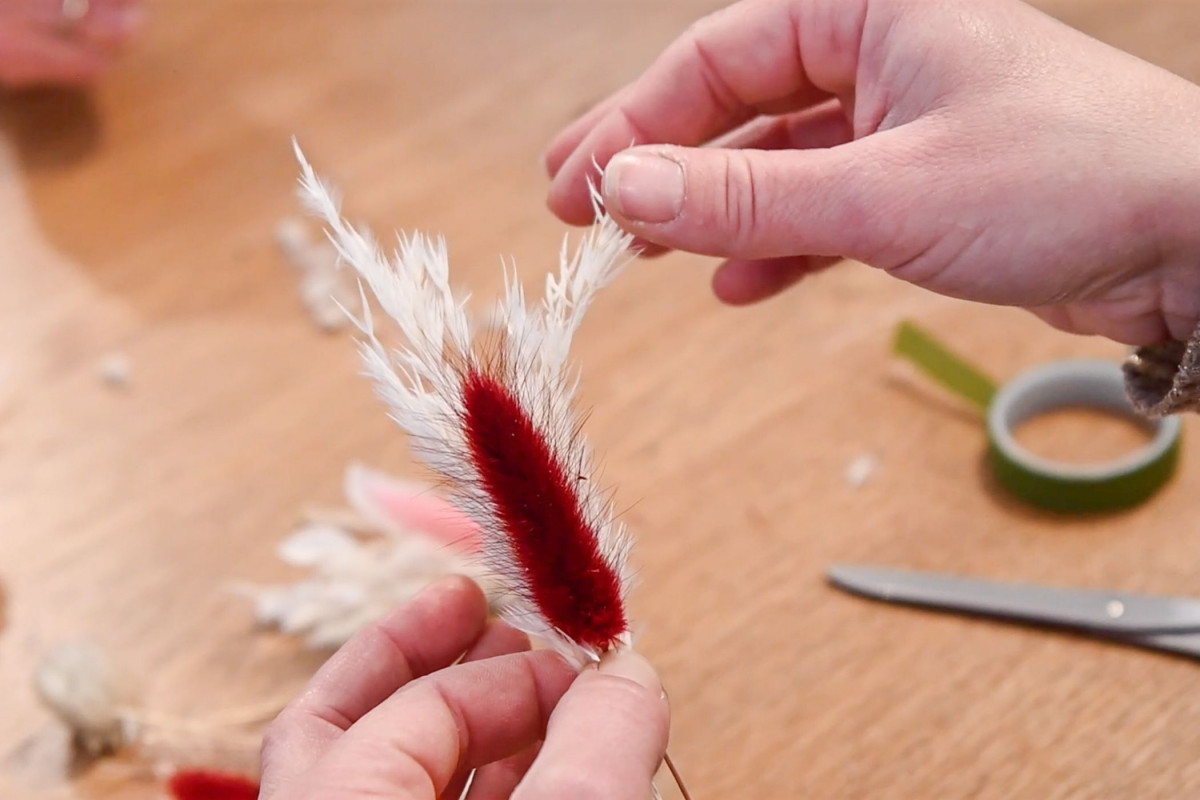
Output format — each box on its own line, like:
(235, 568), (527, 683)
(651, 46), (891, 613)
(828, 564), (1200, 660)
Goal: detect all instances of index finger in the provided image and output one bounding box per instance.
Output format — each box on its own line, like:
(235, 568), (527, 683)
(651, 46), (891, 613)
(259, 576), (490, 798)
(309, 651), (577, 799)
(547, 0), (866, 223)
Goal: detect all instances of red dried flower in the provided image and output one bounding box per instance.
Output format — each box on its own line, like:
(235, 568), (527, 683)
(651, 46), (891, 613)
(167, 770), (259, 800)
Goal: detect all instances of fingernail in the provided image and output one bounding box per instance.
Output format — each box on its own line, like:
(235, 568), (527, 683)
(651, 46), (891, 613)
(603, 151), (684, 223)
(597, 650), (661, 692)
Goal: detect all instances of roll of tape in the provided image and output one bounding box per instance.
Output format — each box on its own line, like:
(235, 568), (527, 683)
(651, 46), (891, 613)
(894, 322), (1181, 513)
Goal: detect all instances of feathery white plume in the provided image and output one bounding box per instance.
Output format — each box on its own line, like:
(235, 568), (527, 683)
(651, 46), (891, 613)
(294, 141), (637, 665)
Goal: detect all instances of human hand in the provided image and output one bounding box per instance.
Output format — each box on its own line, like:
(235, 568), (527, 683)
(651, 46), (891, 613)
(545, 0), (1200, 345)
(259, 576), (671, 800)
(0, 0), (142, 87)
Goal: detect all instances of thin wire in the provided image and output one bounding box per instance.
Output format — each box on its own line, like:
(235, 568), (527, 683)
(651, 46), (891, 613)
(664, 751), (692, 800)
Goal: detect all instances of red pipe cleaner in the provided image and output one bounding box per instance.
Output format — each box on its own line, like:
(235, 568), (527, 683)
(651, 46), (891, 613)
(297, 143), (638, 664)
(167, 770), (259, 800)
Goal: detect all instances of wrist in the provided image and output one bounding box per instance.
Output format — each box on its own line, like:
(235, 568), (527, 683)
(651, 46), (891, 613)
(1141, 103), (1200, 343)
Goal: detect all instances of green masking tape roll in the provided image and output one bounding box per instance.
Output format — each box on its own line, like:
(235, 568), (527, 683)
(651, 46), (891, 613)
(893, 321), (1182, 513)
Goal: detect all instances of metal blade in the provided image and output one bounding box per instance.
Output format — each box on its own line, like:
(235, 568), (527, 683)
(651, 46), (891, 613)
(828, 564), (1200, 634)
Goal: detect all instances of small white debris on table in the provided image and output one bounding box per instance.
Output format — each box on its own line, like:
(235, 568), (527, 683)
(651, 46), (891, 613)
(844, 453), (879, 488)
(34, 640), (139, 757)
(98, 352), (131, 388)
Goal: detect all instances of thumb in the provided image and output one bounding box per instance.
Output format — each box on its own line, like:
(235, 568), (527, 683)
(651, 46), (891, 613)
(513, 650), (669, 800)
(600, 141), (899, 262)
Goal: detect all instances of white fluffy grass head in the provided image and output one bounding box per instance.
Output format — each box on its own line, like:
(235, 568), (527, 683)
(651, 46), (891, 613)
(293, 142), (639, 665)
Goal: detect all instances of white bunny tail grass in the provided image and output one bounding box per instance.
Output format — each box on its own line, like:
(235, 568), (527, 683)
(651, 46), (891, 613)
(293, 141), (638, 666)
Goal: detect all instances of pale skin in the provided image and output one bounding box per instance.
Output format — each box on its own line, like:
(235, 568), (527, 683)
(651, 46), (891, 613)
(547, 0), (1200, 347)
(258, 576), (671, 800)
(274, 0), (1200, 794)
(0, 0), (141, 86)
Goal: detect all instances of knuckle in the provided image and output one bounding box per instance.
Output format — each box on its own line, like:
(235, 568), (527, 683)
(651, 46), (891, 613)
(677, 3), (740, 70)
(258, 708), (295, 768)
(256, 710), (303, 796)
(717, 150), (762, 251)
(686, 2), (738, 40)
(680, 13), (712, 45)
(358, 743), (441, 798)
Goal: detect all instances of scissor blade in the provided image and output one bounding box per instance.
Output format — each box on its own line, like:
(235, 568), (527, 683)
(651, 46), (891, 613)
(828, 564), (1200, 634)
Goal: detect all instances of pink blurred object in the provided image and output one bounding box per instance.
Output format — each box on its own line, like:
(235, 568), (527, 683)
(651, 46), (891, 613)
(343, 462), (481, 551)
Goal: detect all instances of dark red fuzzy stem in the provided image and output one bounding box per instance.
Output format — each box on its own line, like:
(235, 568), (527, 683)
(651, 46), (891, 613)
(167, 770), (259, 800)
(461, 369), (626, 649)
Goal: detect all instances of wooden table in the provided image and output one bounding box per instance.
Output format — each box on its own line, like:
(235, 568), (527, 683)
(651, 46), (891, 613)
(2, 1), (1199, 797)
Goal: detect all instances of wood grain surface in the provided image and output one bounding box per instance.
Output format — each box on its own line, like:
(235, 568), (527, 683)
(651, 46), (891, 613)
(1, 1), (1199, 798)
